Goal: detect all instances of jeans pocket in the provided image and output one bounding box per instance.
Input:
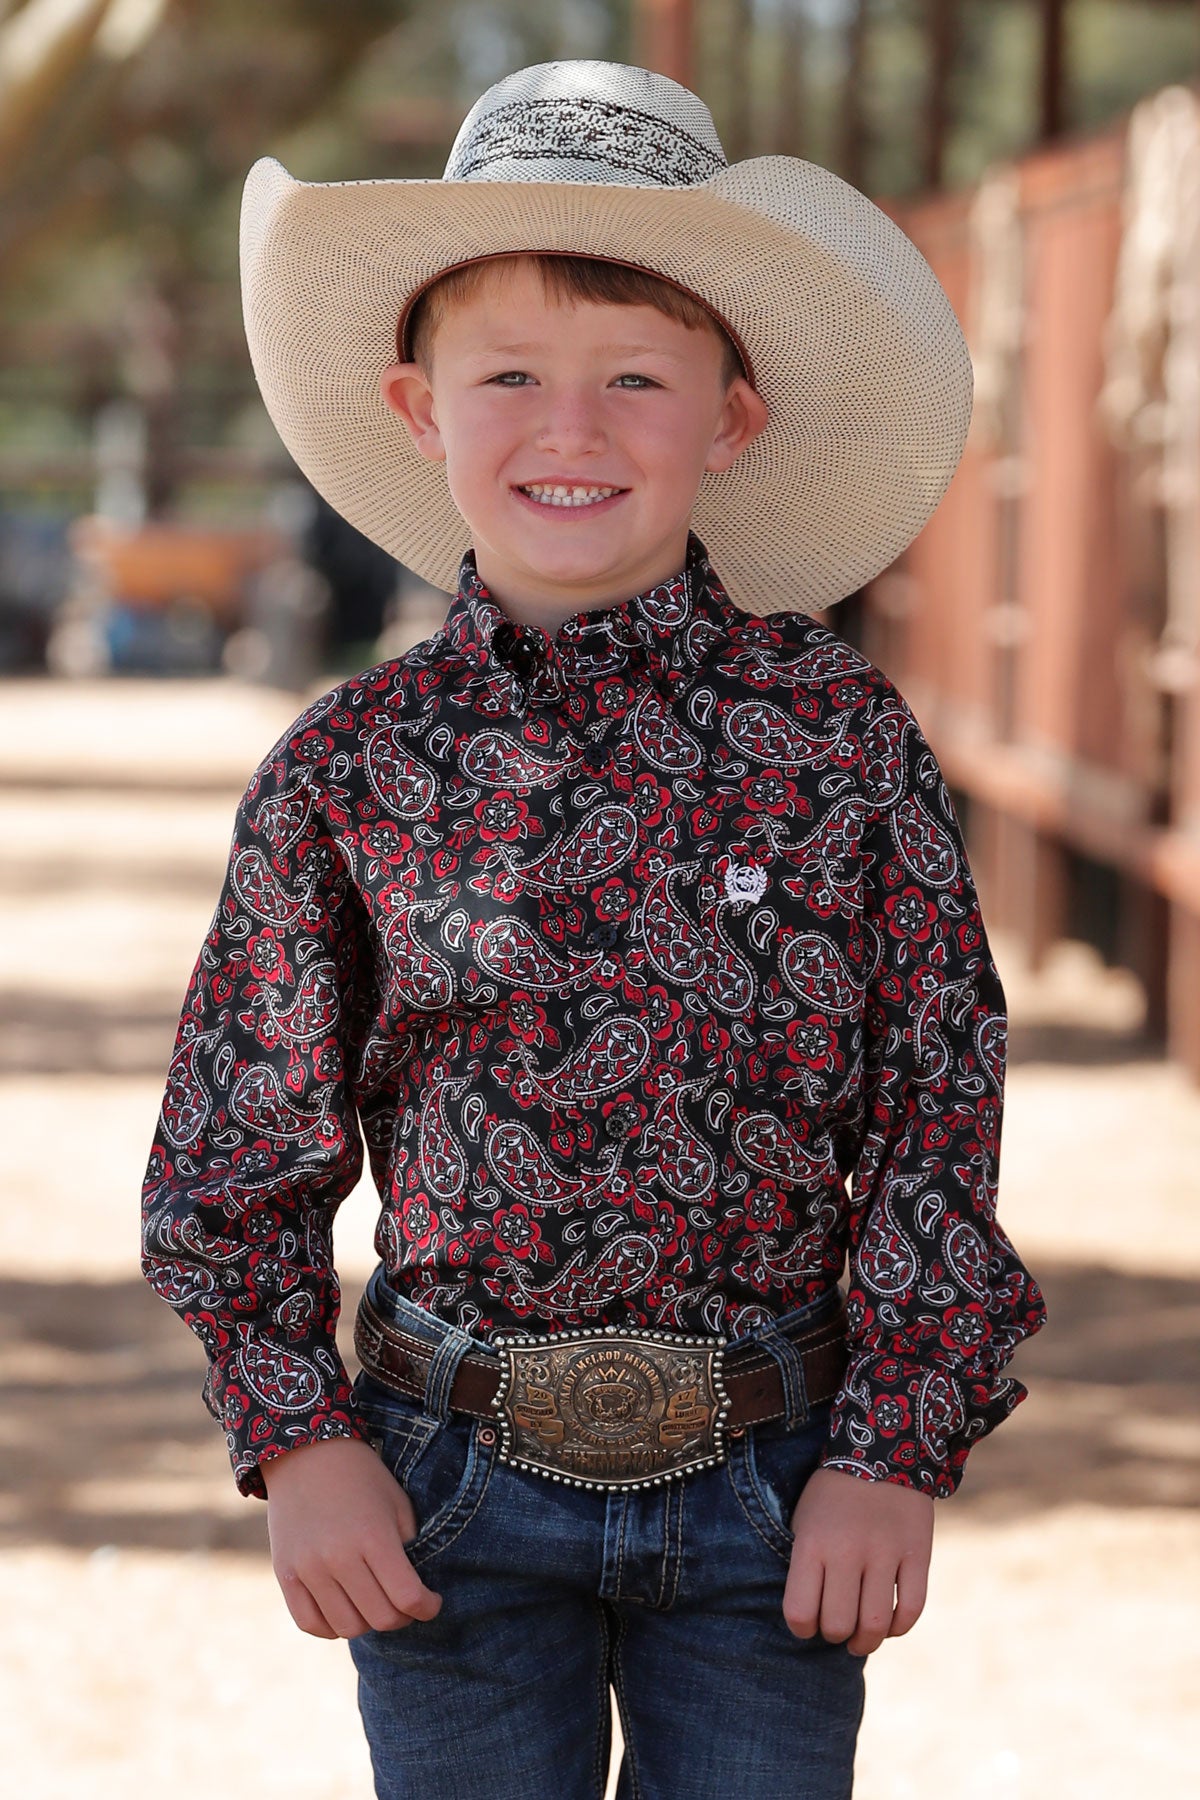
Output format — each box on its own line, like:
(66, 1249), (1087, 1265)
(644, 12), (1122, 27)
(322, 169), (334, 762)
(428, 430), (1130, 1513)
(353, 1372), (496, 1567)
(726, 1404), (834, 1563)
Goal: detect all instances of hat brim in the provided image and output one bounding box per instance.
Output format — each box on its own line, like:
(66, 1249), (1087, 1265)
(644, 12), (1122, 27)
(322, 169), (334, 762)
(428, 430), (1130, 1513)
(240, 154), (972, 617)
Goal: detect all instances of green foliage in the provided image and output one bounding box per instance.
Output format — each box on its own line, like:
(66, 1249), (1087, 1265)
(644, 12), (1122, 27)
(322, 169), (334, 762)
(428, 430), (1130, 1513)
(1071, 0), (1200, 132)
(696, 1), (1197, 195)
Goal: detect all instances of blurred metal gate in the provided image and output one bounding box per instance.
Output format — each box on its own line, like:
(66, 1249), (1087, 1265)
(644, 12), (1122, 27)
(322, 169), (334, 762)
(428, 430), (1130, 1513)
(849, 91), (1200, 1083)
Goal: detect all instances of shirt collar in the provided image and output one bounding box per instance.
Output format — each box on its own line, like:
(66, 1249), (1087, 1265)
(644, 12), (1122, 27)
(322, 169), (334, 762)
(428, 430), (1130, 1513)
(440, 529), (745, 708)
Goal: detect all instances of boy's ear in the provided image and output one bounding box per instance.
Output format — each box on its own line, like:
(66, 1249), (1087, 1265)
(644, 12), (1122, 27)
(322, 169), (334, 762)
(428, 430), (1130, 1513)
(380, 362), (445, 463)
(704, 377), (770, 475)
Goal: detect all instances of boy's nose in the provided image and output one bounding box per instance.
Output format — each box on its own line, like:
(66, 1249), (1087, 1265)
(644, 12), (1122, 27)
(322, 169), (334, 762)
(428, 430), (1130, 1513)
(533, 392), (609, 452)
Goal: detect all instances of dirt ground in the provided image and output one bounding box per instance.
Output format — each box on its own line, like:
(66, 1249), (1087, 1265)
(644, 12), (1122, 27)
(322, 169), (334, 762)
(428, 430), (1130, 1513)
(2, 676), (1198, 1799)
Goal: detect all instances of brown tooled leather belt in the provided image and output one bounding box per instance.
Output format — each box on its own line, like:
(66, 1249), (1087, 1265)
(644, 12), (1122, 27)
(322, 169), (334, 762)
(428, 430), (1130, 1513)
(354, 1282), (849, 1492)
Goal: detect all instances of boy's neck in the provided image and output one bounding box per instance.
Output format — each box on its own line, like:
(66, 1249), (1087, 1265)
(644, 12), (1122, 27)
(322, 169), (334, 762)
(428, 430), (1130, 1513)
(472, 531), (693, 638)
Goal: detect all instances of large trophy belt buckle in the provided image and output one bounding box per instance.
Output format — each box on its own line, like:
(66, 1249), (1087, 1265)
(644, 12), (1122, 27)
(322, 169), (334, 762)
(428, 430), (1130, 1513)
(490, 1325), (730, 1491)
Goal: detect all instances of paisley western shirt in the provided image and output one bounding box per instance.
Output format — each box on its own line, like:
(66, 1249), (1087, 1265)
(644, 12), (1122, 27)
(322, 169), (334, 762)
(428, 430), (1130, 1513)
(141, 530), (1046, 1500)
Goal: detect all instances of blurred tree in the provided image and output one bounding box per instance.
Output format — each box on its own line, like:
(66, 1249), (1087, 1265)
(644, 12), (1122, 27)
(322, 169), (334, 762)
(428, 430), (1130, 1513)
(1, 0), (426, 508)
(706, 1), (1198, 197)
(0, 0), (121, 173)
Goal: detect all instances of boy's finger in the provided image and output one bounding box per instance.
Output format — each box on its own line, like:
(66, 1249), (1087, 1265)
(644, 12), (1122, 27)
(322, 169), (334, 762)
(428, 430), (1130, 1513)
(846, 1565), (896, 1657)
(782, 1552), (824, 1639)
(818, 1563), (863, 1646)
(307, 1574), (374, 1641)
(275, 1567), (338, 1639)
(395, 1486), (419, 1542)
(346, 1558), (429, 1634)
(889, 1548), (930, 1637)
(371, 1540), (443, 1623)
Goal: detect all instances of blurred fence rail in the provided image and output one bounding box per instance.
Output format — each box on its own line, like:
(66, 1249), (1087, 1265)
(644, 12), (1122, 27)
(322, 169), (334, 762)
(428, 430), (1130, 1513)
(856, 83), (1200, 1087)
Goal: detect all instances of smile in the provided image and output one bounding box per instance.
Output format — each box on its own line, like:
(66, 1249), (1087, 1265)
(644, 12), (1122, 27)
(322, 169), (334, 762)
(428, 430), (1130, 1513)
(515, 483), (628, 510)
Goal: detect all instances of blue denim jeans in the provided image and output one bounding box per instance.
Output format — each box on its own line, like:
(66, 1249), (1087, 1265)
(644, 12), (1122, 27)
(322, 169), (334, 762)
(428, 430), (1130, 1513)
(348, 1267), (867, 1800)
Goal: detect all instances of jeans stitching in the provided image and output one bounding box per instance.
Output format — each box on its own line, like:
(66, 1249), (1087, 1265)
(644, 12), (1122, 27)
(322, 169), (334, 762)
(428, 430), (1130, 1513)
(759, 1322), (811, 1429)
(614, 1490), (628, 1600)
(590, 1601), (612, 1797)
(609, 1610), (644, 1800)
(725, 1442), (792, 1564)
(745, 1429), (804, 1548)
(654, 1485), (671, 1611)
(664, 1480), (684, 1610)
(355, 1398), (440, 1491)
(655, 1483), (683, 1611)
(423, 1330), (468, 1421)
(408, 1429), (494, 1566)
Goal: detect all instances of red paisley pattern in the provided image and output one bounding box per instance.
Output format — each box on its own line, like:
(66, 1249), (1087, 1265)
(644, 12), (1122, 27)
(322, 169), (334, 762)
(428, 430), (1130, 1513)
(141, 531), (1046, 1499)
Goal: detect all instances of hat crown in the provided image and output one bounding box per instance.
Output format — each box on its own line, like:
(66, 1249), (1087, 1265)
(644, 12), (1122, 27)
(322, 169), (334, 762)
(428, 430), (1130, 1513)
(443, 59), (728, 190)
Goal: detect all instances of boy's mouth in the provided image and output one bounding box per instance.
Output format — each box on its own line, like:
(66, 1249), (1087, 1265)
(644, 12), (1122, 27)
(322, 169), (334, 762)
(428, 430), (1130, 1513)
(514, 482), (629, 511)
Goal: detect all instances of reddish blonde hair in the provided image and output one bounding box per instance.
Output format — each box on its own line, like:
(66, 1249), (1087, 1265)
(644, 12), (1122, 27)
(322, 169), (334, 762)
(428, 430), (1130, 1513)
(406, 252), (746, 390)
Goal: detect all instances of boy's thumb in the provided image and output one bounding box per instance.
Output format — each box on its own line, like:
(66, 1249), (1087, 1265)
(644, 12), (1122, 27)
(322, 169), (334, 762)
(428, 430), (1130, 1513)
(404, 1578), (443, 1621)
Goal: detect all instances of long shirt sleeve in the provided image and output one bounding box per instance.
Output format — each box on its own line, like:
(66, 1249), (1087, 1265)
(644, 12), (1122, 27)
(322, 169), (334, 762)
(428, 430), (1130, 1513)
(818, 681), (1047, 1497)
(141, 730), (375, 1498)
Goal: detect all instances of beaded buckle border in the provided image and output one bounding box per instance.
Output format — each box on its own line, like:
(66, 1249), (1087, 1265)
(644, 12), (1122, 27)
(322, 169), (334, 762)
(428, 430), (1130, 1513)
(490, 1325), (729, 1491)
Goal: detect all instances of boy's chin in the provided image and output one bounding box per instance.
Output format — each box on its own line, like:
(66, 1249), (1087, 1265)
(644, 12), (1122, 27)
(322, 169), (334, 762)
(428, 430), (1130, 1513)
(483, 508), (696, 574)
(477, 524), (659, 582)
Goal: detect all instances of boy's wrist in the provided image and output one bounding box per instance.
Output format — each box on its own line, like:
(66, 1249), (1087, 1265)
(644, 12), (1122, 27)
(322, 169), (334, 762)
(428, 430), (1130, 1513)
(261, 1433), (378, 1496)
(200, 1339), (365, 1498)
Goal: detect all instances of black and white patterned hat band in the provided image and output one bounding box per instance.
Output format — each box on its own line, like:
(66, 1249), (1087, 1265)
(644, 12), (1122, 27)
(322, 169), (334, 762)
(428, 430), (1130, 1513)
(445, 95), (729, 189)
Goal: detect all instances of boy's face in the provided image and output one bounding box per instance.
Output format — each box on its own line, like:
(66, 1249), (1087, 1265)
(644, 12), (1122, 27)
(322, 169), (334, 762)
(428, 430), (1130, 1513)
(381, 259), (769, 627)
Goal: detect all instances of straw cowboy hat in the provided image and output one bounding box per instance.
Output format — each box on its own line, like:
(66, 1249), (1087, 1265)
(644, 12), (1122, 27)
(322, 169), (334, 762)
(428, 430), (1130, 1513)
(239, 59), (973, 617)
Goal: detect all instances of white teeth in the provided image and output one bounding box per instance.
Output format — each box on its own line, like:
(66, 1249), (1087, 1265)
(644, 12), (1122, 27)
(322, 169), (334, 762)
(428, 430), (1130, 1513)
(520, 483), (622, 508)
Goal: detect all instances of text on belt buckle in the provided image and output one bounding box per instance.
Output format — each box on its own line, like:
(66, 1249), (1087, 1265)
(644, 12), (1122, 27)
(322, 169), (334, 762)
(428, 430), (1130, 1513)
(490, 1325), (729, 1491)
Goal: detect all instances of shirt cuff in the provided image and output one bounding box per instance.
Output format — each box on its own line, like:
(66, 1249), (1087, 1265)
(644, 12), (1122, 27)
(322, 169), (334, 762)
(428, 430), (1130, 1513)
(202, 1334), (369, 1499)
(817, 1347), (1030, 1499)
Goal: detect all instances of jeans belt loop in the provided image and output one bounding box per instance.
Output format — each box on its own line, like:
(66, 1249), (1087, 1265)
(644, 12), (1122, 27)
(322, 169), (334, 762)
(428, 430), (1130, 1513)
(752, 1319), (811, 1430)
(421, 1324), (478, 1423)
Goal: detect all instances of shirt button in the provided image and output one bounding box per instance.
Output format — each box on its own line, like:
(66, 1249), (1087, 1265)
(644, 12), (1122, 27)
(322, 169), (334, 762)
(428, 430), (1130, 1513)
(581, 741), (611, 773)
(588, 920), (619, 949)
(605, 1101), (640, 1139)
(493, 621), (538, 676)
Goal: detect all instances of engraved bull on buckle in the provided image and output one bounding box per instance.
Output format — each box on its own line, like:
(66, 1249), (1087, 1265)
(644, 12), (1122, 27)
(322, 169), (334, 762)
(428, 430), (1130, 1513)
(490, 1325), (730, 1490)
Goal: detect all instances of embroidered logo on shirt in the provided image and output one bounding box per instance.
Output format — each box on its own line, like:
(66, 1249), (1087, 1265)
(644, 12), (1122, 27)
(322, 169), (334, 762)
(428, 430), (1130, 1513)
(723, 860), (768, 904)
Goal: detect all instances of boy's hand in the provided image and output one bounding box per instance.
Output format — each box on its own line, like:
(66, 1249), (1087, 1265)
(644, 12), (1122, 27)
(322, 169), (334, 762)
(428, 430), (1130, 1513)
(783, 1465), (934, 1656)
(261, 1437), (443, 1640)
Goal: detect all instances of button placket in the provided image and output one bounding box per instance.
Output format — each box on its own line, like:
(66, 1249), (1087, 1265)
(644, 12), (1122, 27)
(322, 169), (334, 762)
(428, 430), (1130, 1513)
(580, 740), (613, 774)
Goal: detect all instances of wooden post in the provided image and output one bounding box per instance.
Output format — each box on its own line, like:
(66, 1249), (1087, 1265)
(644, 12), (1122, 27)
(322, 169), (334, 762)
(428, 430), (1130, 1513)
(1118, 875), (1170, 1046)
(634, 0), (696, 88)
(924, 0), (956, 190)
(983, 811), (1070, 970)
(1039, 0), (1068, 142)
(1168, 904), (1200, 1081)
(841, 0), (868, 190)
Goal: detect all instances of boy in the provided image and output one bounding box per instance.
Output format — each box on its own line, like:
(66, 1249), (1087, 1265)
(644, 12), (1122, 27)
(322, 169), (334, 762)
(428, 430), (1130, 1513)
(142, 60), (1046, 1800)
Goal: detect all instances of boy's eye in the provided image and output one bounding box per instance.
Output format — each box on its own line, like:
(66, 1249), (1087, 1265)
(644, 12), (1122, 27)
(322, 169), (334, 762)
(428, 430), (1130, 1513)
(485, 372), (659, 388)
